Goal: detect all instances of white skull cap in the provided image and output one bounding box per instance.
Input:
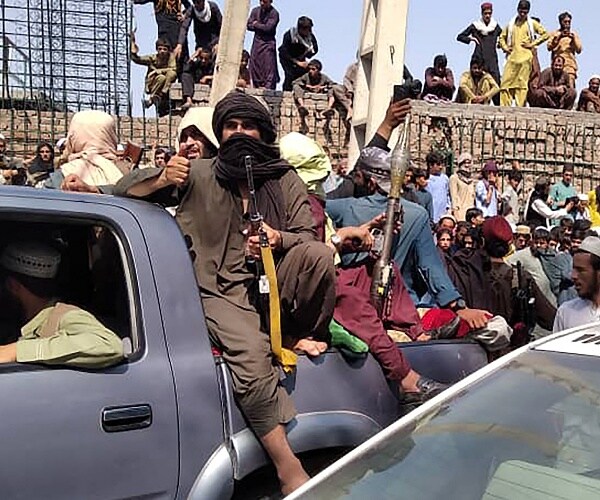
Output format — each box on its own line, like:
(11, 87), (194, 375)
(1, 241), (61, 279)
(579, 236), (600, 259)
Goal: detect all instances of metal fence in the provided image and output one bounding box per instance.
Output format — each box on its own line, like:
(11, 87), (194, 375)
(1, 0), (131, 115)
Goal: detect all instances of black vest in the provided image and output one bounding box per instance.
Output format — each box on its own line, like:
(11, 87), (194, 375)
(525, 192), (546, 227)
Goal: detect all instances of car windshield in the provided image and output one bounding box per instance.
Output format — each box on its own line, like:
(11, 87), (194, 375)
(302, 351), (600, 499)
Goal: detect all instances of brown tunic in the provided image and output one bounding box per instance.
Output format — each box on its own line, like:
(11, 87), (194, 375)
(528, 68), (576, 109)
(115, 159), (335, 437)
(577, 88), (600, 113)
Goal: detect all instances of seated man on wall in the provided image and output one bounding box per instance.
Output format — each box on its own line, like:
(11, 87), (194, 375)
(237, 49), (252, 88)
(0, 241), (124, 368)
(577, 75), (600, 113)
(131, 35), (177, 112)
(456, 55), (500, 105)
(422, 54), (456, 102)
(528, 55), (576, 110)
(292, 59), (349, 134)
(180, 47), (215, 110)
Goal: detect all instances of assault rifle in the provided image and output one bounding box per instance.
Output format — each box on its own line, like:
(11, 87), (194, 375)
(369, 113), (411, 317)
(245, 155), (270, 294)
(244, 155), (296, 373)
(514, 261), (536, 343)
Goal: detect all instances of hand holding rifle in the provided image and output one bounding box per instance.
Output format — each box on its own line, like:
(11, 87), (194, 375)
(246, 221), (282, 259)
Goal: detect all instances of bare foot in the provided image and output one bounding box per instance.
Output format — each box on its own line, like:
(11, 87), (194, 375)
(280, 463), (310, 496)
(400, 369), (420, 393)
(294, 338), (327, 357)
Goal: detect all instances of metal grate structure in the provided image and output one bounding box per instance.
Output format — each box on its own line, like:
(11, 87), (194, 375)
(0, 0), (131, 114)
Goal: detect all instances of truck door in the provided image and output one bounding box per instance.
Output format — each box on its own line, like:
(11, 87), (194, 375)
(0, 198), (179, 499)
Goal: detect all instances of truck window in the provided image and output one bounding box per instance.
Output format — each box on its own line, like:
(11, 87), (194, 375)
(0, 219), (138, 360)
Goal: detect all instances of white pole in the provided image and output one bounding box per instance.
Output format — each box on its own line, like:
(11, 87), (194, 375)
(209, 0), (251, 106)
(349, 0), (409, 165)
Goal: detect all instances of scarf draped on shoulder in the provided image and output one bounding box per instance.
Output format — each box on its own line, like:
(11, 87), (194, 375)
(473, 18), (498, 35)
(507, 15), (535, 47)
(290, 27), (315, 56)
(194, 1), (212, 23)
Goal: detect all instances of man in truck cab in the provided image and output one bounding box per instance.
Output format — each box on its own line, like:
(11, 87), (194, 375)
(115, 90), (335, 494)
(0, 241), (124, 368)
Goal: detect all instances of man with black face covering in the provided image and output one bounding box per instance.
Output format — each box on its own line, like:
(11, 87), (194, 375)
(114, 90), (335, 495)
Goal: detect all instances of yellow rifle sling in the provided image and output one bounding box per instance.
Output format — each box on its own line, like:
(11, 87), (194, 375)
(260, 245), (297, 373)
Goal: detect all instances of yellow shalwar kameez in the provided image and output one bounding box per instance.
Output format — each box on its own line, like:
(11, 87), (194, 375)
(499, 18), (549, 107)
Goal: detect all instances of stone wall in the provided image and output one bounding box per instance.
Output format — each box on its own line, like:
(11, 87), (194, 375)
(3, 91), (600, 194)
(0, 84), (349, 164)
(408, 101), (600, 193)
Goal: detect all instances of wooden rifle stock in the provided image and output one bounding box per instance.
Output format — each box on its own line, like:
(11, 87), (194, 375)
(370, 114), (411, 317)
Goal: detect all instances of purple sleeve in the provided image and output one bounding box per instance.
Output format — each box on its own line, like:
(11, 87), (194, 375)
(246, 8), (258, 31)
(254, 8), (279, 35)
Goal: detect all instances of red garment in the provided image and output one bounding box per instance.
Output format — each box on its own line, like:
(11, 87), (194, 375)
(421, 308), (470, 338)
(334, 262), (424, 382)
(307, 194), (326, 243)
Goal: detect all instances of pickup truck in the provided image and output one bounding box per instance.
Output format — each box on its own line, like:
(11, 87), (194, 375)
(0, 186), (488, 499)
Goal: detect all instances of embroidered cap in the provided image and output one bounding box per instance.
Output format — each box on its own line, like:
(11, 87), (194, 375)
(357, 146), (392, 193)
(1, 241), (61, 279)
(515, 225), (531, 236)
(578, 236), (600, 259)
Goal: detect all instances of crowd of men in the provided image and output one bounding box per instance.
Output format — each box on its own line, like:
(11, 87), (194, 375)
(128, 0), (352, 122)
(4, 87), (600, 495)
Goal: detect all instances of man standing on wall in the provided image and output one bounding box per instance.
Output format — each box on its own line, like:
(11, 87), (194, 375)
(547, 12), (582, 89)
(247, 0), (280, 90)
(279, 16), (319, 91)
(457, 2), (502, 105)
(498, 0), (549, 107)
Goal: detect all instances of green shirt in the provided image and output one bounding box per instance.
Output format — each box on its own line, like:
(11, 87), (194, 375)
(549, 181), (577, 210)
(16, 304), (124, 369)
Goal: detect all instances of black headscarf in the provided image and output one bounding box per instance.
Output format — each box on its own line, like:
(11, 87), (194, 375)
(212, 89), (278, 145)
(28, 141), (55, 179)
(212, 91), (292, 230)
